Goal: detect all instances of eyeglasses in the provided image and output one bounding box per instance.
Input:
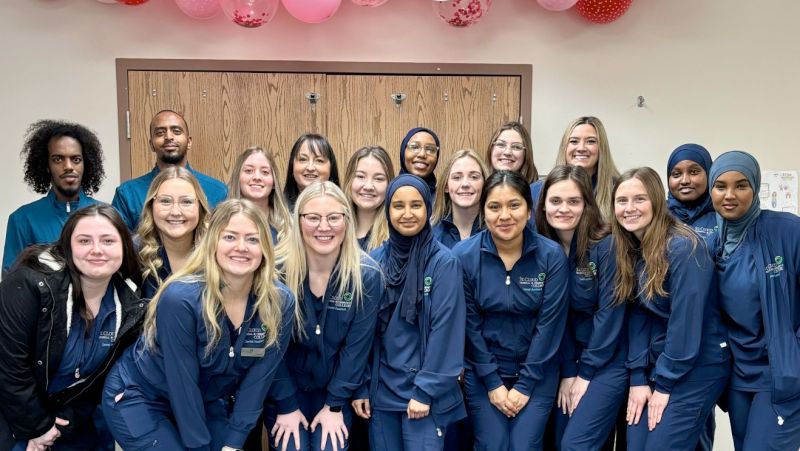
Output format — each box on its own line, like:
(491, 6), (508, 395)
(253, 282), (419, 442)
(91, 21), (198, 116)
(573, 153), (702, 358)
(406, 142), (438, 156)
(493, 141), (526, 153)
(155, 196), (196, 210)
(300, 212), (346, 227)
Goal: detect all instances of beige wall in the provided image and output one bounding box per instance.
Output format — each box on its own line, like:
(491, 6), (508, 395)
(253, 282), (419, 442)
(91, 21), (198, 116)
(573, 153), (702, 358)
(2, 1), (798, 446)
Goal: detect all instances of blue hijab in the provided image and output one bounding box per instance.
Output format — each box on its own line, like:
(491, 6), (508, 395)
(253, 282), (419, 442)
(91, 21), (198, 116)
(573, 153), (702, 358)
(399, 127), (440, 196)
(666, 143), (715, 223)
(382, 174), (435, 324)
(708, 150), (761, 259)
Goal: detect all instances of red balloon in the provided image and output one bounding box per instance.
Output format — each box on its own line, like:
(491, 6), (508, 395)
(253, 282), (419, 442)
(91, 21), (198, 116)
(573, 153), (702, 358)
(575, 0), (632, 24)
(116, 0), (150, 4)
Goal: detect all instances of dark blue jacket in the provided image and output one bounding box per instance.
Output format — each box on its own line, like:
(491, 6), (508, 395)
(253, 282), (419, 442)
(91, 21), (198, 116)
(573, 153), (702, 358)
(558, 235), (626, 380)
(270, 258), (383, 412)
(3, 191), (101, 271)
(715, 210), (800, 418)
(453, 226), (569, 397)
(117, 279), (295, 450)
(432, 215), (481, 249)
(627, 235), (729, 394)
(112, 165), (227, 231)
(363, 241), (466, 426)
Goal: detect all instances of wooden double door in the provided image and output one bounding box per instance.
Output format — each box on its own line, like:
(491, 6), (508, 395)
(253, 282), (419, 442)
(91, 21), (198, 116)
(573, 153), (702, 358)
(118, 60), (531, 186)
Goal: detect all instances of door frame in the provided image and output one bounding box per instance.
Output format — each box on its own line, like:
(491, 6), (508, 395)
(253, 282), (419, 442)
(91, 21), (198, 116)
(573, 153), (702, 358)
(115, 58), (532, 181)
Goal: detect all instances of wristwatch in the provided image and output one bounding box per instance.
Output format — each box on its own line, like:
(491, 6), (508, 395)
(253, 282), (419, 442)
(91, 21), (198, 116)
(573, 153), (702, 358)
(329, 405), (342, 413)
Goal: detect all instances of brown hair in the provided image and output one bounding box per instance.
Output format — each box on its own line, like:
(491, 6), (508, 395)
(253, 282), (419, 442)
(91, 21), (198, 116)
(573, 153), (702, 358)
(485, 121), (539, 183)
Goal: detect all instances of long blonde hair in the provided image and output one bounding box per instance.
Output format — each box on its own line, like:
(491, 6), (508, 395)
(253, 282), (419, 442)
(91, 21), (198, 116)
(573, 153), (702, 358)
(281, 182), (375, 333)
(485, 122), (539, 183)
(432, 149), (490, 226)
(611, 167), (698, 305)
(228, 146), (292, 243)
(137, 167), (210, 287)
(555, 117), (620, 222)
(143, 199), (284, 356)
(343, 146), (395, 251)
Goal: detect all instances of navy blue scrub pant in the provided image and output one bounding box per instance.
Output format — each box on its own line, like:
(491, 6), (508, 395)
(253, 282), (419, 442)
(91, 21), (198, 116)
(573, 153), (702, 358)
(368, 409), (446, 451)
(626, 375), (727, 451)
(552, 362), (627, 451)
(263, 388), (354, 451)
(464, 370), (556, 451)
(727, 388), (800, 451)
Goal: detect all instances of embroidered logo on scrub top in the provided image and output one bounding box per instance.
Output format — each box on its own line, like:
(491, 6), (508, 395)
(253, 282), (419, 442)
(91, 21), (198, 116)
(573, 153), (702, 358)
(423, 276), (433, 294)
(765, 255), (785, 278)
(328, 292), (354, 311)
(98, 330), (116, 347)
(575, 262), (596, 279)
(241, 326), (267, 357)
(518, 273), (545, 292)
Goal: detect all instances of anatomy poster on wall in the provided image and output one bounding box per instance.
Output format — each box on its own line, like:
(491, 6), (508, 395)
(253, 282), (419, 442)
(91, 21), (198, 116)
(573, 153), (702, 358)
(760, 170), (798, 215)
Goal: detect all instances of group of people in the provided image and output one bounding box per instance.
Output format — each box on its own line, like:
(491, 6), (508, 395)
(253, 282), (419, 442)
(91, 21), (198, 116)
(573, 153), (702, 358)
(0, 110), (797, 451)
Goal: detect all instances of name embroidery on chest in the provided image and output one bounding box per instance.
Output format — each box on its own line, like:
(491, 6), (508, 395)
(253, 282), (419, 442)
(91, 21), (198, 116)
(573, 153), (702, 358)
(328, 292), (354, 311)
(765, 255), (785, 278)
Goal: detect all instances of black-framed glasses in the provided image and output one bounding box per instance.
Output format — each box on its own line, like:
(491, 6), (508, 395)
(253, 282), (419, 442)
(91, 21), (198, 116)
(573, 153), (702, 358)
(406, 142), (438, 156)
(493, 141), (526, 153)
(300, 212), (346, 227)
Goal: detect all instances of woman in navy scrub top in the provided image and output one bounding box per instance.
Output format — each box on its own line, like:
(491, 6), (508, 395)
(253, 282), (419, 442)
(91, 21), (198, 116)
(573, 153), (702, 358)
(102, 199), (295, 451)
(431, 149), (489, 249)
(453, 170), (569, 451)
(612, 168), (729, 451)
(343, 146), (394, 252)
(710, 150), (800, 450)
(0, 205), (143, 451)
(266, 182), (383, 451)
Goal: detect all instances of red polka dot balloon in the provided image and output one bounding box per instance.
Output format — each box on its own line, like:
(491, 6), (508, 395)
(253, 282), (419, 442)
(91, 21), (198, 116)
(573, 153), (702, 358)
(576, 0), (632, 24)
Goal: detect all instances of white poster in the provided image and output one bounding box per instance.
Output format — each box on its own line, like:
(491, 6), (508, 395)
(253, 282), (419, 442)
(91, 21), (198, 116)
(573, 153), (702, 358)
(760, 170), (798, 215)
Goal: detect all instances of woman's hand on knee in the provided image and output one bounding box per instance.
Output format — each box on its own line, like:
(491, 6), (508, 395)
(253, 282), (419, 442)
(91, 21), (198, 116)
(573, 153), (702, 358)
(626, 385), (652, 426)
(557, 377), (576, 415)
(647, 390), (670, 431)
(310, 405), (348, 451)
(568, 377), (590, 416)
(271, 409), (309, 451)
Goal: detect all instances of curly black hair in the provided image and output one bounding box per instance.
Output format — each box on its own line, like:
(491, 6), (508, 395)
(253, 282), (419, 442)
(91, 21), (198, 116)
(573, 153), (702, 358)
(21, 119), (106, 195)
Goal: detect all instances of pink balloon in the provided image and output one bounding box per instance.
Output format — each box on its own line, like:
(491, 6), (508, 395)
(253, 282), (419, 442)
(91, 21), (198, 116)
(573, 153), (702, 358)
(221, 0), (279, 27)
(117, 0), (150, 5)
(351, 0), (388, 6)
(433, 0), (492, 28)
(536, 0), (577, 11)
(176, 0), (221, 19)
(282, 0), (342, 24)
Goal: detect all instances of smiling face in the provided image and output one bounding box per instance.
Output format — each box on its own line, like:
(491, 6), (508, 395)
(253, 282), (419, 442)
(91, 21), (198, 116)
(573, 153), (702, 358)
(669, 160), (708, 203)
(403, 132), (438, 178)
(293, 142), (331, 191)
(149, 111), (191, 167)
(350, 155), (388, 212)
(299, 195), (347, 260)
(711, 171), (754, 221)
(239, 152), (274, 203)
(614, 177), (653, 240)
(153, 178), (200, 242)
(48, 136), (84, 202)
(565, 124), (600, 174)
(389, 186), (427, 237)
(545, 179), (584, 233)
(484, 184), (529, 245)
(215, 213), (263, 283)
(71, 215), (124, 283)
(446, 156), (484, 209)
(490, 129), (526, 172)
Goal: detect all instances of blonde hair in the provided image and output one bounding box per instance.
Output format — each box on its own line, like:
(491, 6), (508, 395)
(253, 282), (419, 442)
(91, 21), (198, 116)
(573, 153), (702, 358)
(281, 182), (375, 333)
(432, 149), (490, 226)
(229, 146), (292, 244)
(143, 199), (284, 356)
(343, 146), (395, 251)
(611, 167), (699, 305)
(137, 167), (210, 287)
(555, 117), (620, 222)
(485, 122), (539, 183)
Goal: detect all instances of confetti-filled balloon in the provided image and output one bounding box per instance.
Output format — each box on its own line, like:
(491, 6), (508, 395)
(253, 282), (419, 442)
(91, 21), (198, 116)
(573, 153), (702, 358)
(576, 0), (632, 24)
(221, 0), (279, 27)
(176, 0), (222, 20)
(117, 0), (150, 4)
(282, 0), (342, 23)
(536, 0), (577, 11)
(352, 0), (388, 6)
(433, 0), (492, 28)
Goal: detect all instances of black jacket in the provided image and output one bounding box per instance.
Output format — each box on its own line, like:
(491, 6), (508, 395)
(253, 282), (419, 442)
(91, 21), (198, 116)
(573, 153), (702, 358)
(0, 256), (145, 445)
